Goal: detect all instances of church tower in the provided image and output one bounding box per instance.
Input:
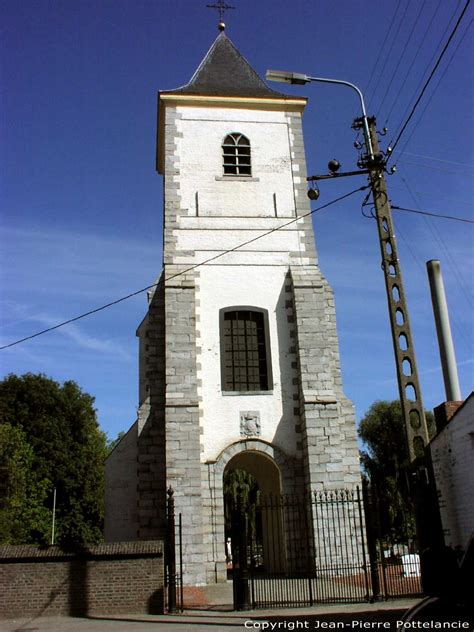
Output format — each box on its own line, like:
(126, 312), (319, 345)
(105, 28), (361, 586)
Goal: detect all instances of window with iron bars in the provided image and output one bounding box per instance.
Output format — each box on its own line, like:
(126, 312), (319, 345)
(221, 309), (271, 392)
(222, 133), (252, 176)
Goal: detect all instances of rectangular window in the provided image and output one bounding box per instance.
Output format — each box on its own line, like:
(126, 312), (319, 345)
(222, 310), (269, 391)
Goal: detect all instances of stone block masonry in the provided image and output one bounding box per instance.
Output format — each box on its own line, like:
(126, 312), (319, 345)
(137, 277), (167, 540)
(102, 32), (367, 593)
(290, 265), (361, 491)
(164, 269), (206, 585)
(0, 541), (164, 619)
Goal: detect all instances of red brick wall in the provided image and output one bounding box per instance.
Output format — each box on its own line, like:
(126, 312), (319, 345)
(0, 541), (164, 619)
(433, 400), (463, 432)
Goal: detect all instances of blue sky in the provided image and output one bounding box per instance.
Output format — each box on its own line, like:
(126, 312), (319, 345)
(1, 1), (473, 442)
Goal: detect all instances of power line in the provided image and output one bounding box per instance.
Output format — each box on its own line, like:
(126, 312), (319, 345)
(367, 0), (411, 110)
(401, 177), (474, 349)
(396, 150), (474, 169)
(395, 158), (474, 178)
(393, 209), (473, 350)
(364, 0), (404, 98)
(387, 0), (472, 158)
(383, 0), (443, 125)
(0, 186), (368, 351)
(392, 219), (427, 276)
(388, 0), (462, 143)
(401, 177), (474, 312)
(376, 0), (428, 119)
(390, 180), (474, 207)
(391, 205), (474, 223)
(392, 17), (473, 162)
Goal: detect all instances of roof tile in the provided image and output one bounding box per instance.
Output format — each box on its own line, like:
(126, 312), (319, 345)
(161, 31), (294, 99)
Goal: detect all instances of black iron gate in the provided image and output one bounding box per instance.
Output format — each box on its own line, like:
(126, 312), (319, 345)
(364, 482), (423, 600)
(231, 486), (422, 609)
(165, 488), (183, 613)
(165, 485), (422, 611)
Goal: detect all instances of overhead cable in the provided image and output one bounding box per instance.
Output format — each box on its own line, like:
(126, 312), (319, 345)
(396, 157), (474, 178)
(387, 0), (472, 158)
(382, 0), (442, 125)
(364, 0), (404, 98)
(401, 176), (474, 312)
(0, 186), (368, 351)
(388, 0), (462, 143)
(396, 150), (474, 169)
(391, 205), (474, 223)
(392, 17), (473, 162)
(376, 0), (428, 119)
(366, 0), (411, 110)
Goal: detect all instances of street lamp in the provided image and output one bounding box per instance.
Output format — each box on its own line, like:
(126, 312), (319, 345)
(266, 65), (444, 561)
(266, 70), (374, 160)
(266, 65), (429, 462)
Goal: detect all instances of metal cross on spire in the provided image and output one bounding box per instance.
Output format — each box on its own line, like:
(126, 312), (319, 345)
(206, 0), (235, 28)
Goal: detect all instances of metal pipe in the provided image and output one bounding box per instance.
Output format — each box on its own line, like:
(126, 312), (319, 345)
(426, 259), (462, 401)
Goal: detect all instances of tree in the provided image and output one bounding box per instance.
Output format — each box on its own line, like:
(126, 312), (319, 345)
(0, 423), (51, 544)
(358, 399), (435, 544)
(223, 469), (260, 540)
(0, 373), (107, 545)
(107, 430), (126, 455)
(224, 468), (259, 506)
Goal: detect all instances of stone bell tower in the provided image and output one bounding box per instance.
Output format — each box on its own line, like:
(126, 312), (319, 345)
(105, 28), (361, 586)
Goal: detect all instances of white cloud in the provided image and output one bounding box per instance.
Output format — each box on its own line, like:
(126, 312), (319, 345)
(33, 313), (132, 360)
(1, 303), (132, 360)
(0, 224), (161, 299)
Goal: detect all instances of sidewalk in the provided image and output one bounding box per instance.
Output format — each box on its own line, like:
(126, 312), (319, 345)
(0, 599), (421, 632)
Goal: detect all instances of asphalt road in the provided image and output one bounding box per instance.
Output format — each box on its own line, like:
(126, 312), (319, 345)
(4, 599), (471, 632)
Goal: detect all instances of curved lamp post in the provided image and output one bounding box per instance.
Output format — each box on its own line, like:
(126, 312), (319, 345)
(266, 70), (374, 161)
(266, 66), (444, 563)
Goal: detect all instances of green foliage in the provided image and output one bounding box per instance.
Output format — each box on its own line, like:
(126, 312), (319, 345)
(107, 430), (126, 455)
(358, 399), (435, 543)
(0, 373), (107, 545)
(223, 469), (260, 537)
(224, 468), (259, 506)
(0, 423), (51, 544)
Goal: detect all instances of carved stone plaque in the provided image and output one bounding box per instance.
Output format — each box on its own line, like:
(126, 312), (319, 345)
(240, 411), (261, 437)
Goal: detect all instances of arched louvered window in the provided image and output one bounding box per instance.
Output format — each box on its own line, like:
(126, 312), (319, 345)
(222, 133), (251, 176)
(220, 308), (272, 392)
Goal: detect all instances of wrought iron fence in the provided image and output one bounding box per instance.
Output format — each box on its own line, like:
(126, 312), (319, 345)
(165, 489), (184, 613)
(230, 486), (422, 609)
(165, 484), (422, 611)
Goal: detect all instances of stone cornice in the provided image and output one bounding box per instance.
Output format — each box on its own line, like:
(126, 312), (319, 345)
(159, 93), (307, 109)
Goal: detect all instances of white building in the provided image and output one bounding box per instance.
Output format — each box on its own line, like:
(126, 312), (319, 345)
(105, 28), (362, 586)
(430, 393), (474, 554)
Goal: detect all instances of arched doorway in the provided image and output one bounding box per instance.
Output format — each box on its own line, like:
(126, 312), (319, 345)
(224, 450), (284, 573)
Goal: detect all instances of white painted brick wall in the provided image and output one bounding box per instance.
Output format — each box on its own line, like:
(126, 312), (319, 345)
(430, 394), (474, 552)
(197, 265), (297, 461)
(175, 106), (296, 217)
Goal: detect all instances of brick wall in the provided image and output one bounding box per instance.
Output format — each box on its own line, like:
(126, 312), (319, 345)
(433, 400), (464, 432)
(430, 394), (474, 553)
(0, 541), (164, 619)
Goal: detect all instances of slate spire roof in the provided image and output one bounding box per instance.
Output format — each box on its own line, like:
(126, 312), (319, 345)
(161, 31), (294, 99)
